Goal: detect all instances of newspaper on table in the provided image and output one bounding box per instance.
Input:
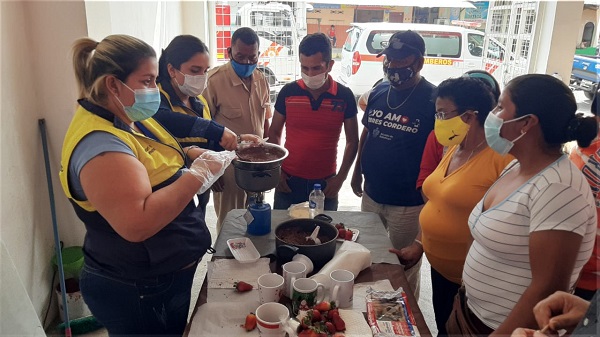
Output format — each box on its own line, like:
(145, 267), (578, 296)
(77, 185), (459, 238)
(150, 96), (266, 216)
(366, 287), (420, 337)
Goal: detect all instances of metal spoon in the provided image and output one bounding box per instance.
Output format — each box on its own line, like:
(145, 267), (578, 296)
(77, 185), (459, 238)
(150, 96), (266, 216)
(306, 226), (321, 245)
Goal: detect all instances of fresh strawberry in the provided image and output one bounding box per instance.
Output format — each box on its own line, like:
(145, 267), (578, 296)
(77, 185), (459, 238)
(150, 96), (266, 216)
(298, 330), (312, 337)
(344, 229), (353, 241)
(337, 228), (347, 239)
(334, 223), (345, 230)
(332, 314), (346, 331)
(325, 321), (336, 334)
(311, 309), (321, 322)
(328, 308), (339, 320)
(313, 301), (331, 312)
(243, 313), (256, 331)
(234, 281), (253, 292)
(298, 327), (323, 337)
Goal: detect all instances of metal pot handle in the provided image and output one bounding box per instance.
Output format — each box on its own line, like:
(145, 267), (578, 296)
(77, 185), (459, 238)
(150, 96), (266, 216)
(313, 214), (333, 223)
(276, 244), (299, 264)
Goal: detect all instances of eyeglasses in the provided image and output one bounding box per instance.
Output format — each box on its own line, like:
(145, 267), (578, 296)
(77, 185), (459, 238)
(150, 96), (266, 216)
(435, 110), (479, 120)
(434, 110), (459, 120)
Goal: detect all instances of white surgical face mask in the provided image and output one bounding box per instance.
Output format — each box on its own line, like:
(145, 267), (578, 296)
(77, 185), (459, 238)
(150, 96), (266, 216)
(176, 70), (207, 97)
(484, 112), (530, 155)
(301, 72), (328, 90)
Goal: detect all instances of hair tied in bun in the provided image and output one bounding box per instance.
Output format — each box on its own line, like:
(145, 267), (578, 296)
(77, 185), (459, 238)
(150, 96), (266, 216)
(566, 115), (583, 140)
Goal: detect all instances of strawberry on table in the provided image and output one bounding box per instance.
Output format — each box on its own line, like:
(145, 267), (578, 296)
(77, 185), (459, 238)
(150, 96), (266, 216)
(344, 229), (353, 241)
(332, 314), (346, 331)
(234, 281), (253, 292)
(313, 301), (331, 312)
(325, 321), (336, 334)
(311, 309), (321, 322)
(243, 313), (256, 331)
(337, 228), (346, 240)
(327, 308), (339, 320)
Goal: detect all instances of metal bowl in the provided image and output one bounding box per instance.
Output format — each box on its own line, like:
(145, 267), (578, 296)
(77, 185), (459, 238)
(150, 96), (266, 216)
(232, 143), (288, 192)
(232, 143), (288, 171)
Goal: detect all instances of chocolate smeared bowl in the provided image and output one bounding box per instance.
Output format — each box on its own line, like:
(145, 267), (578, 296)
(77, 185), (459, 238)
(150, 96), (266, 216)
(232, 143), (288, 193)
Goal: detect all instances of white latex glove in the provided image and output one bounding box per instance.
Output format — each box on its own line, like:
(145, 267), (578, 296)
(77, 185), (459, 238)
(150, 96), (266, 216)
(184, 150), (236, 194)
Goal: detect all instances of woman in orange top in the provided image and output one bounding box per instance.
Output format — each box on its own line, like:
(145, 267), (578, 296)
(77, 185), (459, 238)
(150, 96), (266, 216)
(569, 91), (599, 301)
(392, 76), (513, 336)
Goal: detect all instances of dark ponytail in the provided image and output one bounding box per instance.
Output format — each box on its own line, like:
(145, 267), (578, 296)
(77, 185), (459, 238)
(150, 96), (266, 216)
(566, 114), (597, 148)
(157, 35), (208, 84)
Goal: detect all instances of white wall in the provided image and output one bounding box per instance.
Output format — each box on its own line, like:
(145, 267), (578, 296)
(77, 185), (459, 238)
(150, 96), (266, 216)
(530, 1), (584, 82)
(1, 0), (88, 330)
(86, 1), (184, 56)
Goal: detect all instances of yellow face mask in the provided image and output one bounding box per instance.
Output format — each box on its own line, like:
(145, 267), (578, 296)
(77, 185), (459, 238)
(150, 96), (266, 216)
(434, 113), (470, 146)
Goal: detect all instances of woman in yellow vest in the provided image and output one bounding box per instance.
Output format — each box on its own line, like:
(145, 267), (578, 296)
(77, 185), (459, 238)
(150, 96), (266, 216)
(155, 34), (259, 217)
(60, 34), (232, 335)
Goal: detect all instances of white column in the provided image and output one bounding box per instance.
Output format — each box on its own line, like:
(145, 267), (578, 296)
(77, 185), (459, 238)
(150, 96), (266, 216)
(181, 0), (209, 44)
(529, 1), (584, 82)
(207, 1), (218, 67)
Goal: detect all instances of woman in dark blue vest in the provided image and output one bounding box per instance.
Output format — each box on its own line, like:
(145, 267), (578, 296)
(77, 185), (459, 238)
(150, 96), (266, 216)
(155, 35), (259, 218)
(60, 34), (232, 336)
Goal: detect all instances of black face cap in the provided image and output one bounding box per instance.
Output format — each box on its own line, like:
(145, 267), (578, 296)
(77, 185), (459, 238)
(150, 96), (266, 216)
(377, 30), (426, 60)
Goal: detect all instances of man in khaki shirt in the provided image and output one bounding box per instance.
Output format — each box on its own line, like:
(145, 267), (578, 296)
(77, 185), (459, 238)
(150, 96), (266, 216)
(203, 27), (272, 230)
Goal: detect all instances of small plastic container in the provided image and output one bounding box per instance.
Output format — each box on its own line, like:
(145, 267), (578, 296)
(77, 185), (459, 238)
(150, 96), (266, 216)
(288, 201), (310, 219)
(52, 246), (84, 279)
(227, 237), (260, 263)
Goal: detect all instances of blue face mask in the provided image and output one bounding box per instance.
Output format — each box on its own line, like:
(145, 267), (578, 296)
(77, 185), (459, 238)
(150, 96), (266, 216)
(116, 81), (160, 121)
(231, 59), (257, 78)
(484, 112), (530, 155)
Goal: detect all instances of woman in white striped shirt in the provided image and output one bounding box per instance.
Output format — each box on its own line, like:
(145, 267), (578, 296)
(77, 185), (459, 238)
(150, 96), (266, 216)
(447, 74), (598, 336)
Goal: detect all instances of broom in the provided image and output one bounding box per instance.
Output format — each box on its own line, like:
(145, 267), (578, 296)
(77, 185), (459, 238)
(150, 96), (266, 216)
(39, 119), (102, 336)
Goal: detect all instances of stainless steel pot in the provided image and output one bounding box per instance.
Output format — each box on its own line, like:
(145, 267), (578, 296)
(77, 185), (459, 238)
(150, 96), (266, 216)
(233, 167), (281, 193)
(232, 143), (288, 192)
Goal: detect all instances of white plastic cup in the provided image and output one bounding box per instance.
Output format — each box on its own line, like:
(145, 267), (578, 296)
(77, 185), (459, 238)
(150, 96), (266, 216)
(257, 273), (284, 304)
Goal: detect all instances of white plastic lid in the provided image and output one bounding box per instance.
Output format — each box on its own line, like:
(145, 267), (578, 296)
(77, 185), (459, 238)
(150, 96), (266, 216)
(227, 237), (260, 263)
